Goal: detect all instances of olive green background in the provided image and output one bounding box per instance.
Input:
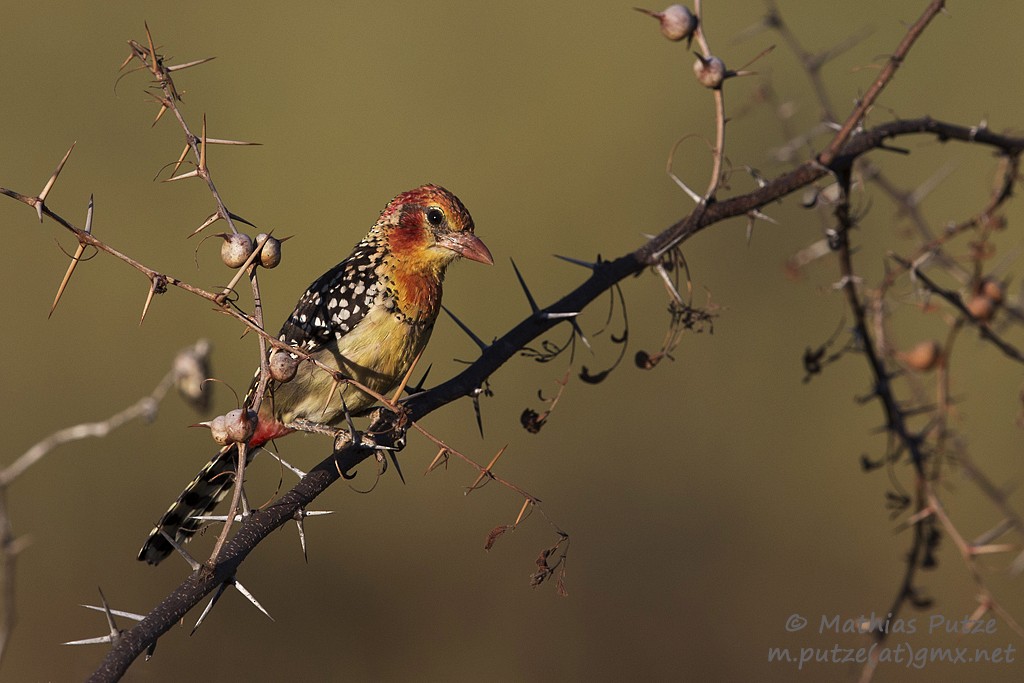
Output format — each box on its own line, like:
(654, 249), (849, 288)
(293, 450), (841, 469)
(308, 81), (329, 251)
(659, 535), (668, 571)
(2, 1), (1023, 681)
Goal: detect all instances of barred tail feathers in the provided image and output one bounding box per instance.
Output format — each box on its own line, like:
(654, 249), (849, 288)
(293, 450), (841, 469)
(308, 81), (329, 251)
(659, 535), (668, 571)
(137, 443), (251, 565)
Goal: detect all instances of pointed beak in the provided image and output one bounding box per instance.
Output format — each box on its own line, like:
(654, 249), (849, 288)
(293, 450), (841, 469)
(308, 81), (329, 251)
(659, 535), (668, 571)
(439, 231), (493, 265)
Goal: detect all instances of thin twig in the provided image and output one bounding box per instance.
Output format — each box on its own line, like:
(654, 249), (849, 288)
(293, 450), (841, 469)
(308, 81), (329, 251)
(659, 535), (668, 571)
(0, 342), (209, 667)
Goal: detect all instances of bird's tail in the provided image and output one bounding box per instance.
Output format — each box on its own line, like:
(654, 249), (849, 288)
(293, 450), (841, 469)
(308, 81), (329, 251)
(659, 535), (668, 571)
(137, 443), (252, 565)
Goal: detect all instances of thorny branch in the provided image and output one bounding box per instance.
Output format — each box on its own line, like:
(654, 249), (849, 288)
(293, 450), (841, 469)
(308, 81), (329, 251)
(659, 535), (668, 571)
(756, 4), (1024, 680)
(124, 30), (270, 568)
(817, 0), (945, 167)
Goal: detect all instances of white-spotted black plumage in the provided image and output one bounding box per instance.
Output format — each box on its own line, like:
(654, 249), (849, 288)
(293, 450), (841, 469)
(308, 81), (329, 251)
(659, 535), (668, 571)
(278, 237), (389, 351)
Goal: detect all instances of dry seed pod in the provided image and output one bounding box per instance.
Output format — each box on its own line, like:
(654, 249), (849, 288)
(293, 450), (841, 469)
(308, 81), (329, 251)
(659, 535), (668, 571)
(220, 232), (254, 269)
(693, 54), (726, 89)
(900, 340), (941, 372)
(636, 5), (698, 43)
(269, 348), (299, 383)
(256, 233), (282, 269)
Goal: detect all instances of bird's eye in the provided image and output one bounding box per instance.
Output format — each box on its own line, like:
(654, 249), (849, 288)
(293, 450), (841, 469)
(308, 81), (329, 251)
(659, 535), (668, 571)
(426, 207), (444, 227)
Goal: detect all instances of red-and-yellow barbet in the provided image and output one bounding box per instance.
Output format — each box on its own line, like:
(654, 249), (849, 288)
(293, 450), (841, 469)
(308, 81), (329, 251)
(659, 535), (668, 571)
(138, 184), (492, 565)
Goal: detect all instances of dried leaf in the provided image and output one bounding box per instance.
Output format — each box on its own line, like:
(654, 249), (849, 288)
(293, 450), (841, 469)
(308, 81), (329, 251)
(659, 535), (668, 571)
(485, 525), (512, 551)
(520, 408), (547, 434)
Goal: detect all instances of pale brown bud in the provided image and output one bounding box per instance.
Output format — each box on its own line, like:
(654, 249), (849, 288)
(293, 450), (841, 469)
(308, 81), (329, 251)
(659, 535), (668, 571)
(269, 348), (299, 383)
(693, 54), (726, 89)
(636, 5), (698, 43)
(980, 278), (1004, 305)
(173, 339), (212, 412)
(966, 294), (995, 322)
(224, 408), (257, 444)
(900, 340), (941, 372)
(256, 233), (282, 269)
(208, 414), (231, 445)
(220, 233), (254, 269)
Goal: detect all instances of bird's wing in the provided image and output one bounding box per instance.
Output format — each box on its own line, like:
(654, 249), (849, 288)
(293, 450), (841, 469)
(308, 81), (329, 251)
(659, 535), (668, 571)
(276, 240), (391, 354)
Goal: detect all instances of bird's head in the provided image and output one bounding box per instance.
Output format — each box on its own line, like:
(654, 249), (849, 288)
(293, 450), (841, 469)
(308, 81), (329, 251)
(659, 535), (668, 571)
(381, 184), (493, 271)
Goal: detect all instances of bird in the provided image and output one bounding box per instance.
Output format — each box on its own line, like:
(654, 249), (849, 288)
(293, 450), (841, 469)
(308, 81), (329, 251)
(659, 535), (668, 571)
(138, 184), (492, 565)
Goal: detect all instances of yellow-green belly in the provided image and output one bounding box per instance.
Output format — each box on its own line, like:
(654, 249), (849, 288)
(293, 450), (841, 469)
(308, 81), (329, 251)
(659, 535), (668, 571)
(267, 306), (432, 426)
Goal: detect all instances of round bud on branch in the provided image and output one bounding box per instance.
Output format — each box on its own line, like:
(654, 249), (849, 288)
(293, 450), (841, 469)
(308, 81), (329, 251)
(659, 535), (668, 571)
(966, 294), (995, 322)
(256, 233), (282, 269)
(899, 340), (942, 372)
(269, 348), (299, 383)
(220, 232), (254, 269)
(224, 408), (257, 444)
(635, 5), (698, 44)
(204, 408), (257, 445)
(980, 277), (1004, 305)
(693, 54), (726, 89)
(207, 414), (231, 445)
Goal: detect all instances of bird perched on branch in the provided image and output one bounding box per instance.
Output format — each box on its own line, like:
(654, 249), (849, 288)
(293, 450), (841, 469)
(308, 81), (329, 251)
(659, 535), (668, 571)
(138, 184), (492, 565)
